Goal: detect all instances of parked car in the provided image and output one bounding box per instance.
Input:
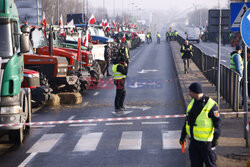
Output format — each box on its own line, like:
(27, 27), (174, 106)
(185, 27), (201, 43)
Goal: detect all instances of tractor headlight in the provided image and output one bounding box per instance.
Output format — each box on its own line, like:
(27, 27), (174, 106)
(63, 68), (67, 72)
(0, 106), (21, 114)
(57, 69), (61, 73)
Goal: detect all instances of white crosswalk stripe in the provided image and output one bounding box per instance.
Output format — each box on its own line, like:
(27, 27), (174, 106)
(25, 130), (182, 154)
(27, 133), (64, 153)
(118, 131), (142, 150)
(162, 130), (181, 149)
(73, 133), (103, 152)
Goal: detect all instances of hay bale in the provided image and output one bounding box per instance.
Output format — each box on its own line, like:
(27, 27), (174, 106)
(45, 94), (60, 106)
(58, 92), (82, 105)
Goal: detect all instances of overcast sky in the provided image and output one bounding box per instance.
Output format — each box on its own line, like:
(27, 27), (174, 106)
(89, 0), (229, 12)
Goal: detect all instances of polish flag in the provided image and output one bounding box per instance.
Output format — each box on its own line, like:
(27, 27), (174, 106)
(41, 12), (47, 29)
(134, 24), (136, 28)
(88, 14), (96, 25)
(102, 19), (105, 27)
(77, 33), (81, 61)
(84, 30), (89, 47)
(104, 19), (108, 27)
(59, 14), (65, 37)
(121, 34), (126, 42)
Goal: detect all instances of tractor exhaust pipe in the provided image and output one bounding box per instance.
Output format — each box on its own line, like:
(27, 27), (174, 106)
(49, 31), (53, 56)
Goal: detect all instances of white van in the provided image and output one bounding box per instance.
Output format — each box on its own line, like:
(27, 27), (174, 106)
(185, 27), (201, 43)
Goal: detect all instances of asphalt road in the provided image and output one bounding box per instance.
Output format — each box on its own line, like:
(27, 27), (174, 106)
(0, 40), (188, 167)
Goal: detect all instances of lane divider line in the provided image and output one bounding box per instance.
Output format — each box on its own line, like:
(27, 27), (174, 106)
(1, 111), (249, 128)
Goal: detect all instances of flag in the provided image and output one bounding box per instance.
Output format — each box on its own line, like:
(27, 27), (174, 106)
(59, 14), (65, 37)
(104, 19), (107, 27)
(88, 14), (96, 25)
(102, 19), (105, 27)
(121, 34), (126, 42)
(77, 33), (81, 61)
(41, 12), (47, 29)
(112, 21), (116, 28)
(84, 30), (89, 47)
(134, 24), (136, 28)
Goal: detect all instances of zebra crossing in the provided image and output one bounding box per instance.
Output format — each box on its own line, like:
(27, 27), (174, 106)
(26, 130), (182, 153)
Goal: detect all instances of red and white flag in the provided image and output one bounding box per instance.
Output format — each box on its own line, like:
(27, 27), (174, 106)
(42, 12), (47, 28)
(102, 19), (105, 27)
(59, 14), (65, 37)
(77, 33), (81, 61)
(84, 30), (89, 47)
(88, 14), (96, 25)
(104, 19), (108, 27)
(121, 34), (126, 42)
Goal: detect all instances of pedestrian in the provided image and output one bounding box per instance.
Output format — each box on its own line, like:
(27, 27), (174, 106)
(180, 40), (193, 74)
(157, 32), (161, 44)
(230, 45), (243, 78)
(180, 82), (221, 167)
(103, 42), (112, 77)
(112, 52), (128, 115)
(166, 31), (169, 41)
(120, 43), (130, 67)
(174, 30), (178, 41)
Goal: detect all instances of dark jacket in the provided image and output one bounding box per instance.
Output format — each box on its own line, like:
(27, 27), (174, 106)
(180, 96), (221, 145)
(180, 44), (193, 59)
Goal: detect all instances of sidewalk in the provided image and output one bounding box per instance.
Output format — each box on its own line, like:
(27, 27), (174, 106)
(170, 41), (248, 167)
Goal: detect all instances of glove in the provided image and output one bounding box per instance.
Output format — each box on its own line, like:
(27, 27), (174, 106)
(211, 139), (218, 148)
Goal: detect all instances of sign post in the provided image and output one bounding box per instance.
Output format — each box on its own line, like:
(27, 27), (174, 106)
(240, 8), (250, 148)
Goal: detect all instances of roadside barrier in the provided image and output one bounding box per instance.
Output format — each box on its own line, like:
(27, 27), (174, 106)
(1, 111), (249, 128)
(176, 35), (241, 112)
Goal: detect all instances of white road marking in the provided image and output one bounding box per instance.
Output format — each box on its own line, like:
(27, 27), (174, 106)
(27, 133), (64, 153)
(93, 92), (99, 96)
(162, 130), (181, 149)
(69, 123), (97, 127)
(105, 122), (133, 126)
(141, 122), (169, 125)
(18, 153), (37, 167)
(81, 101), (89, 107)
(67, 115), (76, 120)
(31, 125), (56, 128)
(118, 131), (142, 150)
(73, 133), (102, 152)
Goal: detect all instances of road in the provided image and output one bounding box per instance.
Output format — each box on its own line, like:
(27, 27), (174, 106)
(0, 40), (188, 167)
(177, 28), (234, 67)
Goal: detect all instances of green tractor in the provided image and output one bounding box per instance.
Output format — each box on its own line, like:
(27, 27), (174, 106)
(0, 0), (32, 144)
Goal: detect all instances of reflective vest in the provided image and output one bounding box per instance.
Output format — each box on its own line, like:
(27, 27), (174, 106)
(230, 53), (243, 72)
(112, 64), (126, 80)
(181, 45), (193, 57)
(185, 98), (216, 142)
(174, 31), (178, 37)
(157, 33), (161, 38)
(125, 48), (130, 59)
(147, 34), (150, 38)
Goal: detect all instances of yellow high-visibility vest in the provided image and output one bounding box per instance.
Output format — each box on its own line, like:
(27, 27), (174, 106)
(112, 64), (126, 80)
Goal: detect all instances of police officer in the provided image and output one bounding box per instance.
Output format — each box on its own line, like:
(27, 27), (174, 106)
(180, 82), (221, 167)
(120, 42), (130, 67)
(112, 52), (128, 114)
(180, 40), (193, 74)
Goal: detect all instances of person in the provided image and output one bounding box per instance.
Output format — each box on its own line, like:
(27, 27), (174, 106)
(103, 42), (112, 77)
(174, 30), (178, 41)
(120, 43), (130, 67)
(112, 52), (128, 114)
(157, 32), (161, 44)
(230, 45), (243, 78)
(180, 82), (221, 167)
(166, 31), (169, 41)
(180, 40), (193, 74)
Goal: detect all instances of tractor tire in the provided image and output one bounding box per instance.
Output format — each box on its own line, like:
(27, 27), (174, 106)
(9, 128), (24, 145)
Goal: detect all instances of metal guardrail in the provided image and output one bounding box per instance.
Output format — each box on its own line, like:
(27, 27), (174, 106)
(176, 35), (240, 111)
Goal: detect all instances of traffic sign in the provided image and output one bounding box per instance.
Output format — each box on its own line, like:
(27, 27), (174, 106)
(241, 9), (250, 47)
(231, 2), (250, 31)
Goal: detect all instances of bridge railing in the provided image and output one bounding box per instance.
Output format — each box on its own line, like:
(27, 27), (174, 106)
(176, 35), (240, 111)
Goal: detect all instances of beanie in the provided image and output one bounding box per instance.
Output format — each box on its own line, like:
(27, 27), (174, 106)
(236, 45), (242, 51)
(189, 82), (202, 94)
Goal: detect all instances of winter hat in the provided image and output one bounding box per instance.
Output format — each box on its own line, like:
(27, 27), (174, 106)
(189, 82), (202, 94)
(236, 45), (242, 51)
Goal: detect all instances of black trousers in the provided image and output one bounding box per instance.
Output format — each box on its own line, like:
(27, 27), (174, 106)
(114, 79), (126, 110)
(103, 60), (110, 75)
(189, 139), (217, 167)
